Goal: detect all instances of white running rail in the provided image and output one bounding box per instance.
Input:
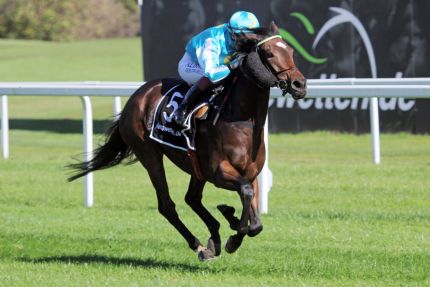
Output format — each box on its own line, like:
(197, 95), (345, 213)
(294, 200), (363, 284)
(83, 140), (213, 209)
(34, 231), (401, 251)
(1, 79), (430, 213)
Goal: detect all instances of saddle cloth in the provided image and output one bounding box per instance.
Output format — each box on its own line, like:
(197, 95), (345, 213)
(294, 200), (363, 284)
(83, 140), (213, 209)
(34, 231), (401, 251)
(149, 79), (208, 151)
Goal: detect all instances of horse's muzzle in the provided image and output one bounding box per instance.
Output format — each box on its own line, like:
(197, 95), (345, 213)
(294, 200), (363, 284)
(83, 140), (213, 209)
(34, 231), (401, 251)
(289, 78), (307, 100)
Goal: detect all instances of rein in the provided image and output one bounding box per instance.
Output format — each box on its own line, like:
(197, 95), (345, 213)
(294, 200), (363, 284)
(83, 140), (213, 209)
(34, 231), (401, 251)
(212, 70), (240, 126)
(212, 34), (292, 126)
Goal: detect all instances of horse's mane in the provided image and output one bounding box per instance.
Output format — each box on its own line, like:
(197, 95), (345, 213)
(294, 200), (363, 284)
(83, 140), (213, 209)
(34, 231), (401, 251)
(234, 27), (277, 53)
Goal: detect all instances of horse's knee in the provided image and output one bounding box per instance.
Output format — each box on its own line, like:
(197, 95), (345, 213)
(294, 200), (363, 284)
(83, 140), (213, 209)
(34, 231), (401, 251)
(240, 183), (254, 201)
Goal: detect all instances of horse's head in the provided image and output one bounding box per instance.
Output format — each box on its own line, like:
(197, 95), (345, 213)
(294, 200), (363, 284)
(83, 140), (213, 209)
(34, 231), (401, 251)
(235, 23), (307, 100)
(256, 22), (307, 99)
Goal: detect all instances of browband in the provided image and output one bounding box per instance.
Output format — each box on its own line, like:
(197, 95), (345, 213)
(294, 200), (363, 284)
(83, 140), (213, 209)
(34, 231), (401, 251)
(256, 35), (282, 47)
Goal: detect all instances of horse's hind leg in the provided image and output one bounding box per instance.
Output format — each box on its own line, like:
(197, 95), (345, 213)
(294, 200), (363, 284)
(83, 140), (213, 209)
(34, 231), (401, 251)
(185, 177), (221, 260)
(133, 147), (202, 252)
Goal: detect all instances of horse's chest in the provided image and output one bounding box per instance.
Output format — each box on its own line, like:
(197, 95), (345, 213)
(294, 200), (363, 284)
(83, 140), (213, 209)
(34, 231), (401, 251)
(215, 121), (257, 171)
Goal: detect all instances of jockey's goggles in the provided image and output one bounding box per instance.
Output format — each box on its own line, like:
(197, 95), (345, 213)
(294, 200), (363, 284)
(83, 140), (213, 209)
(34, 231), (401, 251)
(227, 24), (254, 34)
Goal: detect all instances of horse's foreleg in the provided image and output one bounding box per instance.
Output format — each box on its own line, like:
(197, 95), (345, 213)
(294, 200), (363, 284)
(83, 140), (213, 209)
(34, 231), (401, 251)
(238, 183), (254, 234)
(185, 177), (221, 260)
(217, 204), (240, 230)
(223, 182), (254, 254)
(248, 178), (263, 237)
(215, 161), (254, 253)
(215, 162), (253, 234)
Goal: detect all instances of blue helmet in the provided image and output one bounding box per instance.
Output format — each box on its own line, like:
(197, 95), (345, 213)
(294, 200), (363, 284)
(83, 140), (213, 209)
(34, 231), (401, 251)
(228, 11), (260, 34)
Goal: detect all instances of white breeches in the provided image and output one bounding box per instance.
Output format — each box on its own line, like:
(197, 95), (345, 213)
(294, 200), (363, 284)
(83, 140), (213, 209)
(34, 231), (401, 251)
(177, 53), (205, 85)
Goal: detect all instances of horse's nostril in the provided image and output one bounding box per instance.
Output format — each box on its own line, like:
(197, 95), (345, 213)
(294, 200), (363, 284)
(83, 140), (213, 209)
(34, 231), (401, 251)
(292, 79), (307, 90)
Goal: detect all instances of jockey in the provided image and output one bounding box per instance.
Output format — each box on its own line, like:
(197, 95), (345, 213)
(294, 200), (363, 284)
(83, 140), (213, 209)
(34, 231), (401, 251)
(173, 11), (260, 126)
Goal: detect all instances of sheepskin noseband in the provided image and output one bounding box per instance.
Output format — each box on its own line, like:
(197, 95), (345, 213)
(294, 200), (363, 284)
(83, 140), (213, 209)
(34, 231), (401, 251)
(244, 51), (278, 88)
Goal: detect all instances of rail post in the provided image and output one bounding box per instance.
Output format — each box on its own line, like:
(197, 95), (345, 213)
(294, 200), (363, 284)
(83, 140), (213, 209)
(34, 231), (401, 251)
(258, 116), (273, 214)
(369, 97), (381, 164)
(113, 96), (121, 120)
(1, 95), (9, 159)
(81, 96), (94, 207)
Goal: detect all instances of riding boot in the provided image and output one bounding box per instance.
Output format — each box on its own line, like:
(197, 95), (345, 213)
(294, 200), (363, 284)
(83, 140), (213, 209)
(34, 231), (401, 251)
(174, 77), (212, 126)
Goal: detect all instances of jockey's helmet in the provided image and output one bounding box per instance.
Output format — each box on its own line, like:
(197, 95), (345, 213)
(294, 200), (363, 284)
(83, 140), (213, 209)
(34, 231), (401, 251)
(228, 11), (260, 34)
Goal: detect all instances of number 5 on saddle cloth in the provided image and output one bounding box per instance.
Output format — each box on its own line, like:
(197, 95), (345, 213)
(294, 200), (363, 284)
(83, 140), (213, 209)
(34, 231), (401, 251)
(149, 78), (223, 152)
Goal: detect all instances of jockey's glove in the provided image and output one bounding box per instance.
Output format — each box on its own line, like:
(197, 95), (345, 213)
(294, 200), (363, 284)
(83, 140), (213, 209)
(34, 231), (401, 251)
(227, 58), (240, 70)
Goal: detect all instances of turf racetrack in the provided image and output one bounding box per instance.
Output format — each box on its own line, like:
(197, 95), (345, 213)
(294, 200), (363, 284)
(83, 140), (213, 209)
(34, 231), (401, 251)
(0, 38), (429, 286)
(1, 128), (429, 286)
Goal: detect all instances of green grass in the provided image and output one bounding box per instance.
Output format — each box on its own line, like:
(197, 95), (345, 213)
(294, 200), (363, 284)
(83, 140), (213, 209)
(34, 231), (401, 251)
(1, 131), (429, 286)
(0, 38), (142, 81)
(1, 37), (143, 130)
(1, 38), (430, 286)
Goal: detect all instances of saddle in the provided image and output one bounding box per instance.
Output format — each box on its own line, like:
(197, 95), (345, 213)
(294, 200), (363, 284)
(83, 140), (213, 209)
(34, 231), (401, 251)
(149, 78), (224, 152)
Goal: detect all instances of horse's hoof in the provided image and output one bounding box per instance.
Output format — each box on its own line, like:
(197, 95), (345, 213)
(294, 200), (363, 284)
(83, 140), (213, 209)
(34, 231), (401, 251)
(198, 248), (216, 261)
(225, 234), (245, 254)
(248, 224), (263, 237)
(207, 237), (221, 256)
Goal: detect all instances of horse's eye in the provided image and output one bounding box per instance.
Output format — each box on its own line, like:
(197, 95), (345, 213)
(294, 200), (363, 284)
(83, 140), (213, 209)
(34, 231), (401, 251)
(264, 51), (274, 58)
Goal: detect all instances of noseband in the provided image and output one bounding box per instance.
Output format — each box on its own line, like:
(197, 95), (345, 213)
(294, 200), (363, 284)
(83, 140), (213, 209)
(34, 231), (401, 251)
(256, 35), (292, 96)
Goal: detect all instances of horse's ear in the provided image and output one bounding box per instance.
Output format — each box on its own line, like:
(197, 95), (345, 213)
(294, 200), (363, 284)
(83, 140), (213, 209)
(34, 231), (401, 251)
(270, 21), (279, 34)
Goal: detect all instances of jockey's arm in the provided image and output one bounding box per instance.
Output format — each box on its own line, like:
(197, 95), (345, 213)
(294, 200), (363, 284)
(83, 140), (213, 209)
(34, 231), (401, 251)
(197, 38), (231, 83)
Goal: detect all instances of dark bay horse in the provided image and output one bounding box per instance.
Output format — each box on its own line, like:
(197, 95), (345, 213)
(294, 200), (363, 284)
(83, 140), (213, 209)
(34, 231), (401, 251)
(68, 23), (306, 261)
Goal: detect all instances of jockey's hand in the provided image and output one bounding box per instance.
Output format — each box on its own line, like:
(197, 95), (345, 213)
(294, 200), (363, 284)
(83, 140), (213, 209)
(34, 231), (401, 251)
(228, 58), (240, 70)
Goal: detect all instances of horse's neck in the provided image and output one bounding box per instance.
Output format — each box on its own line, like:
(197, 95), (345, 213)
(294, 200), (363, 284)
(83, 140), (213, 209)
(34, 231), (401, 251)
(224, 77), (269, 128)
(220, 77), (268, 161)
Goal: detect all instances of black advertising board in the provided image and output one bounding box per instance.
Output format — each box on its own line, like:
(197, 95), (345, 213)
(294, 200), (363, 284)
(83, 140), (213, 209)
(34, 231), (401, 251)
(141, 0), (430, 133)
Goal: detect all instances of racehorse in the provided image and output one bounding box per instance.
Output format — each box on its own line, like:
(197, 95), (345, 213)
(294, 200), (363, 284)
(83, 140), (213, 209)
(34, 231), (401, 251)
(68, 22), (306, 261)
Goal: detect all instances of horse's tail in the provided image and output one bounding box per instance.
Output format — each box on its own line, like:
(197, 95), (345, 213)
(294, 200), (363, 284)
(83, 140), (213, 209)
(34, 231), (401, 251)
(67, 119), (133, 181)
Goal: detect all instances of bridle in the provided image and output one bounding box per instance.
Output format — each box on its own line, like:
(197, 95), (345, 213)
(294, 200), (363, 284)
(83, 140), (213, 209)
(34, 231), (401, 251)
(255, 35), (294, 96)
